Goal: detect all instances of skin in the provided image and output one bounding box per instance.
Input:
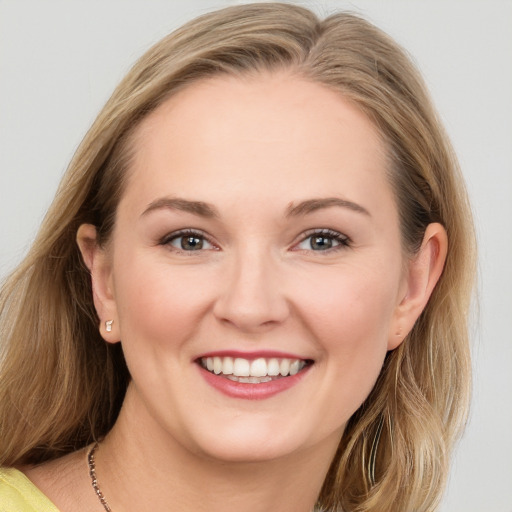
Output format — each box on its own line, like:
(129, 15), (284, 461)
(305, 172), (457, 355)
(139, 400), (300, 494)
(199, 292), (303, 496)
(24, 72), (447, 512)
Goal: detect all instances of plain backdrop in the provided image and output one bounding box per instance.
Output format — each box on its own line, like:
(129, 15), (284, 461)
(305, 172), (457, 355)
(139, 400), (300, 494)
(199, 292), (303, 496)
(1, 1), (511, 510)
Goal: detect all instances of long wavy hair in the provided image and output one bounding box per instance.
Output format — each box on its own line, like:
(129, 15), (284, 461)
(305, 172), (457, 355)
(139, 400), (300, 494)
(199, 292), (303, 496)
(0, 4), (476, 511)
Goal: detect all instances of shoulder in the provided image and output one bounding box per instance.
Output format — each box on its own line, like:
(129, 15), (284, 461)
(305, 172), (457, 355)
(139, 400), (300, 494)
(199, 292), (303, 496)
(0, 467), (59, 512)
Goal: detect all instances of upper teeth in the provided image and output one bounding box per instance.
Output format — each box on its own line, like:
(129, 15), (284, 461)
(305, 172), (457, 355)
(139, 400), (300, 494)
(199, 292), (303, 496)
(201, 357), (306, 377)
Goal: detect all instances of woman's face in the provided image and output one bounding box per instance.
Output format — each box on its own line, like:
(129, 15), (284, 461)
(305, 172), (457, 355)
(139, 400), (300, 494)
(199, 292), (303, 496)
(95, 73), (411, 462)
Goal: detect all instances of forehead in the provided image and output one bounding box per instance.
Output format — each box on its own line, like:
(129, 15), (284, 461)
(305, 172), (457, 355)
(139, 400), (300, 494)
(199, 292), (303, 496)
(122, 72), (393, 219)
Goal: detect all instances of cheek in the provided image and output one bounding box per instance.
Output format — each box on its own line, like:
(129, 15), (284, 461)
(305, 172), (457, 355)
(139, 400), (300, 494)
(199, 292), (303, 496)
(112, 253), (214, 352)
(295, 261), (399, 344)
(292, 263), (399, 404)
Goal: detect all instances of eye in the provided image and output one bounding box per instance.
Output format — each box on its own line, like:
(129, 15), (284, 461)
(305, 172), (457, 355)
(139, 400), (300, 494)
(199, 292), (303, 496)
(295, 229), (350, 252)
(161, 230), (215, 252)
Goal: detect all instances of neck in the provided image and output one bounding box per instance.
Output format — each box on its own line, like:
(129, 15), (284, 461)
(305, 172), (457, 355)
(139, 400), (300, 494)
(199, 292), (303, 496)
(96, 384), (340, 512)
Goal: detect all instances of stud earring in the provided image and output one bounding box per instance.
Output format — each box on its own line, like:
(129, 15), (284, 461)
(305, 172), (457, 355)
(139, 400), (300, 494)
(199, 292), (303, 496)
(105, 320), (113, 332)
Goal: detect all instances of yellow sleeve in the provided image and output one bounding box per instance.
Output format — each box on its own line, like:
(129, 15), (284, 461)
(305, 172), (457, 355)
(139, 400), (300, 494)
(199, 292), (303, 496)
(0, 468), (60, 512)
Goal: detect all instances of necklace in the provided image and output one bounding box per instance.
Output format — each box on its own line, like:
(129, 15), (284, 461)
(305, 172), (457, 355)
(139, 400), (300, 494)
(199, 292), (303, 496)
(87, 442), (320, 512)
(87, 443), (113, 512)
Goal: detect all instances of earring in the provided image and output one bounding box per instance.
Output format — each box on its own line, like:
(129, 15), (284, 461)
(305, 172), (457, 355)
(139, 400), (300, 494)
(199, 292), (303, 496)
(105, 320), (113, 332)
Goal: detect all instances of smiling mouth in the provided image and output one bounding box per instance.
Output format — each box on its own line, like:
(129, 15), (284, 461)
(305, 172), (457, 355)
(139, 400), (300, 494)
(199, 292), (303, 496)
(199, 356), (313, 383)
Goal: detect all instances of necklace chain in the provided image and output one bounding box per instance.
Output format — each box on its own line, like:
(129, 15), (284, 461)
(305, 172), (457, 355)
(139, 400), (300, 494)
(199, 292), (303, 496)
(87, 442), (320, 512)
(87, 443), (113, 512)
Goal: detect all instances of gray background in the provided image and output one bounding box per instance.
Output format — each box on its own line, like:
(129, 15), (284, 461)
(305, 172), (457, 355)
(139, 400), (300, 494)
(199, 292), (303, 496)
(1, 1), (511, 510)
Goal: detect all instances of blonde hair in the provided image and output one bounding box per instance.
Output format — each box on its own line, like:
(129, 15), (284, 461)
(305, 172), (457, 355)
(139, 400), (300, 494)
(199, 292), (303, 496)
(0, 4), (476, 511)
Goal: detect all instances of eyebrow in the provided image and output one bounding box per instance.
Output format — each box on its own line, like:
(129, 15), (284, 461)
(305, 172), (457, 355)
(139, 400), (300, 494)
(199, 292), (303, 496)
(141, 196), (370, 219)
(141, 197), (220, 219)
(286, 197), (371, 217)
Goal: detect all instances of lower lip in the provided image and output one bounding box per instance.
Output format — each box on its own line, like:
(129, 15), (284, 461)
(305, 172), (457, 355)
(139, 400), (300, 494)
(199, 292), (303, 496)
(198, 364), (311, 400)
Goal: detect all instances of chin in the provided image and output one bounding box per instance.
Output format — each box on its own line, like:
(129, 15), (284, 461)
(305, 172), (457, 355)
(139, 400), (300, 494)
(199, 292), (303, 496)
(197, 437), (304, 464)
(180, 413), (332, 465)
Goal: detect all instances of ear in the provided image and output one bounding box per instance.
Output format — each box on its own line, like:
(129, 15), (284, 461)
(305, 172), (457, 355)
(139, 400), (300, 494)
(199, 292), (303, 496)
(388, 222), (448, 350)
(76, 224), (120, 343)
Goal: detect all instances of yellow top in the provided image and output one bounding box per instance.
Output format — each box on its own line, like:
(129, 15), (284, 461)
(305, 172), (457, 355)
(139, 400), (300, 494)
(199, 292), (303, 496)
(0, 468), (59, 512)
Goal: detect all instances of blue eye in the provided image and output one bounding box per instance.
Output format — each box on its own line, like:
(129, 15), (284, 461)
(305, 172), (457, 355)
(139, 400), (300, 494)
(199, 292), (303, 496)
(163, 230), (214, 251)
(296, 229), (350, 251)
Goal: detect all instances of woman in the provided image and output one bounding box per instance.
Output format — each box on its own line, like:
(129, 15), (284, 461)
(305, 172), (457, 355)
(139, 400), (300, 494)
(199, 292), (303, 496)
(0, 3), (476, 511)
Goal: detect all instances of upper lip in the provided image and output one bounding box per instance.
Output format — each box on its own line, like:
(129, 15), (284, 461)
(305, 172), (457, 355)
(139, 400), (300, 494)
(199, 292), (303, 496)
(195, 350), (312, 361)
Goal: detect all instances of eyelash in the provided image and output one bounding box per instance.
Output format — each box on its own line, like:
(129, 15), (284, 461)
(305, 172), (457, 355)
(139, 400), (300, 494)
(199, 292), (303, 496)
(294, 228), (351, 253)
(159, 229), (216, 253)
(159, 228), (351, 253)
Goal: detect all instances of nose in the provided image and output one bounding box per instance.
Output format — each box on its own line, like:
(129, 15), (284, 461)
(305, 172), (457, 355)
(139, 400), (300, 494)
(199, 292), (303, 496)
(212, 246), (290, 332)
